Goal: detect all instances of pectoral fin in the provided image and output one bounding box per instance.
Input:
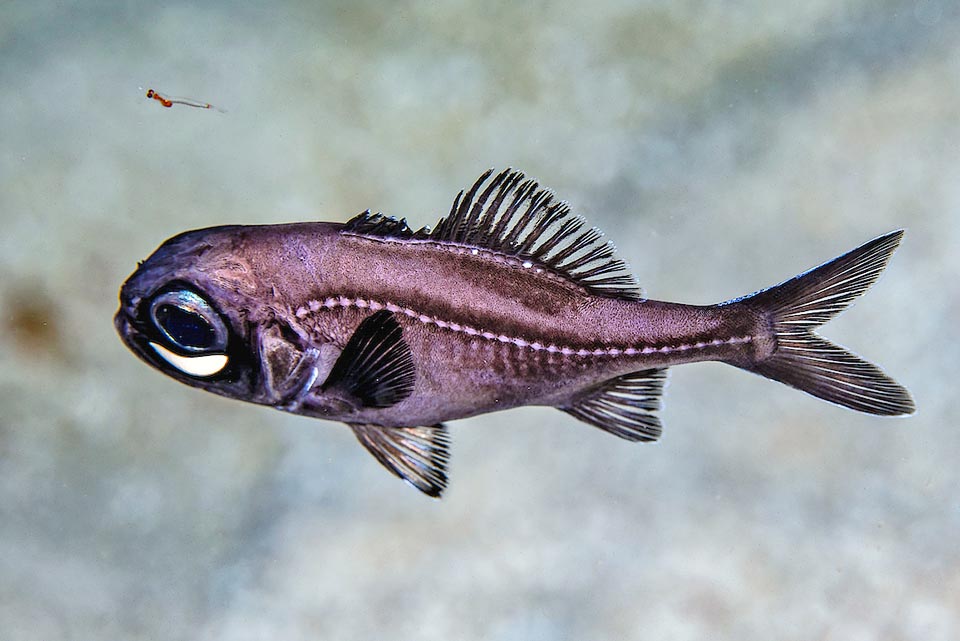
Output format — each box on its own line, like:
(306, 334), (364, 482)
(321, 311), (415, 409)
(350, 423), (451, 497)
(560, 368), (668, 442)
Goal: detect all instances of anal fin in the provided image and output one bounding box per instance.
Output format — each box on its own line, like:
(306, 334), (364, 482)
(560, 368), (668, 442)
(350, 423), (451, 497)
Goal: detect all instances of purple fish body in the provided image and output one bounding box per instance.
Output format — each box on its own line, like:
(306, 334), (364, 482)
(115, 169), (914, 496)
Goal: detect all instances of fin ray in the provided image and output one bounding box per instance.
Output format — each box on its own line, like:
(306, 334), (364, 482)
(321, 311), (415, 408)
(351, 423), (450, 497)
(561, 368), (668, 442)
(739, 230), (914, 416)
(745, 230), (905, 328)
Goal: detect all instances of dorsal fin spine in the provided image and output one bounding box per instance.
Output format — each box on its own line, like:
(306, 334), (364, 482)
(502, 181), (550, 248)
(491, 178), (535, 243)
(463, 178), (496, 245)
(517, 202), (566, 255)
(549, 223), (596, 264)
(451, 168), (493, 241)
(472, 171), (517, 246)
(484, 172), (523, 233)
(563, 241), (613, 271)
(536, 218), (578, 257)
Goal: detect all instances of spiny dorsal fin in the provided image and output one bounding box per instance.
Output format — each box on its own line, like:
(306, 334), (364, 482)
(561, 368), (668, 442)
(341, 169), (642, 300)
(321, 310), (415, 408)
(342, 210), (416, 239)
(350, 423), (450, 497)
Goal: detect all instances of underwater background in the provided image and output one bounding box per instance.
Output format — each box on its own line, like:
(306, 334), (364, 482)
(1, 1), (958, 639)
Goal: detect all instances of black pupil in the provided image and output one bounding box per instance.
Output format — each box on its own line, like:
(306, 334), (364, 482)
(155, 304), (216, 349)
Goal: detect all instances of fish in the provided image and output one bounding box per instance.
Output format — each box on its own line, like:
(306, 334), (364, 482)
(114, 168), (914, 497)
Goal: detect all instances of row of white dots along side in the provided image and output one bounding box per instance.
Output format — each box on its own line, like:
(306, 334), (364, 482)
(295, 297), (752, 356)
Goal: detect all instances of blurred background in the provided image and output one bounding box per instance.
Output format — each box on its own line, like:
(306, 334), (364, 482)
(1, 1), (958, 639)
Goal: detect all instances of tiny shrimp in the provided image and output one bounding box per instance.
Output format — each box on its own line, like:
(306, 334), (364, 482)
(145, 88), (224, 112)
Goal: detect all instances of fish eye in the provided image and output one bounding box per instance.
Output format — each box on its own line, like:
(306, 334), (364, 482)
(149, 289), (228, 353)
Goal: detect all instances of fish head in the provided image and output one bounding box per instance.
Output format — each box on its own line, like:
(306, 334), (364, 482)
(114, 224), (334, 405)
(114, 225), (262, 401)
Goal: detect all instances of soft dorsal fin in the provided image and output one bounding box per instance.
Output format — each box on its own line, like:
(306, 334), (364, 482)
(350, 423), (450, 497)
(342, 169), (642, 300)
(321, 311), (415, 409)
(560, 368), (668, 442)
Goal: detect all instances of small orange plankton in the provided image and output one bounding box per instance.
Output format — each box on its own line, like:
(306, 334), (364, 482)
(145, 88), (223, 112)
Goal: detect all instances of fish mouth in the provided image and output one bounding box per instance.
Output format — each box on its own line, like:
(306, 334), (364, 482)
(113, 306), (131, 338)
(114, 306), (170, 373)
(114, 306), (153, 363)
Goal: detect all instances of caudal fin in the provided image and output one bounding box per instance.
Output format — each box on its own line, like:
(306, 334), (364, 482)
(740, 230), (914, 416)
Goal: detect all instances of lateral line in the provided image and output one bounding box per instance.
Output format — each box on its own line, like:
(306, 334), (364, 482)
(295, 296), (752, 357)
